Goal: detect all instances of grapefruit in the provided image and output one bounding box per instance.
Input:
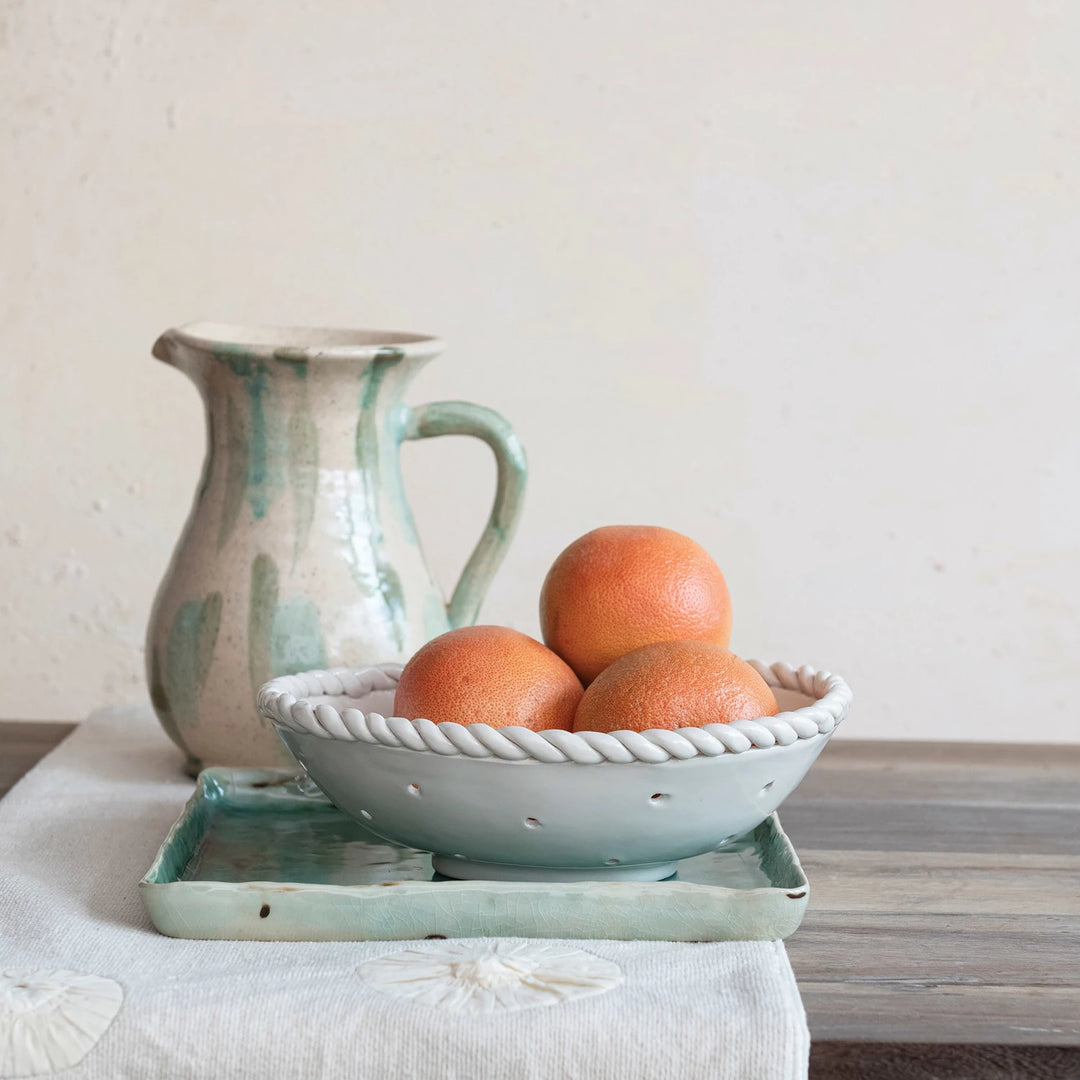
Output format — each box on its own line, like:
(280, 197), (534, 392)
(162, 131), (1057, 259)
(572, 640), (778, 733)
(394, 625), (582, 731)
(540, 525), (732, 683)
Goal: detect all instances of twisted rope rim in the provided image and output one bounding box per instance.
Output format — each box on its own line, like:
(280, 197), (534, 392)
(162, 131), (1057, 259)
(256, 660), (851, 764)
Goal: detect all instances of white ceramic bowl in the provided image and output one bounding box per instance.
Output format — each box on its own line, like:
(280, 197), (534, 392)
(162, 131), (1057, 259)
(257, 661), (851, 882)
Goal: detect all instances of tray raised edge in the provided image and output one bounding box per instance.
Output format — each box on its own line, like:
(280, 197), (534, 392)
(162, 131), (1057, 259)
(139, 767), (809, 942)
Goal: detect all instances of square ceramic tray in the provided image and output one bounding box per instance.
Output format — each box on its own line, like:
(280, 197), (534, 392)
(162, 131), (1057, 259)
(140, 768), (810, 941)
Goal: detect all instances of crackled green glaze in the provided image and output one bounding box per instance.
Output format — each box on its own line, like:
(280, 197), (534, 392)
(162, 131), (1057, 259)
(146, 324), (527, 771)
(139, 769), (810, 942)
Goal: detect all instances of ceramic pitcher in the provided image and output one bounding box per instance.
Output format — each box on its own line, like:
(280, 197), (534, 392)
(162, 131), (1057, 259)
(147, 323), (526, 772)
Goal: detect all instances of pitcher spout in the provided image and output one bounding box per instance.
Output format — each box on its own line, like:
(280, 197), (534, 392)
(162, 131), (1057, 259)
(152, 327), (183, 368)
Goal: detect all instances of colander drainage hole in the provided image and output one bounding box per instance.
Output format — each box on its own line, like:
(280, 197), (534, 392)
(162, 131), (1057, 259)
(760, 781), (775, 797)
(407, 783), (421, 797)
(605, 858), (621, 865)
(360, 810), (372, 820)
(649, 793), (669, 804)
(524, 817), (542, 829)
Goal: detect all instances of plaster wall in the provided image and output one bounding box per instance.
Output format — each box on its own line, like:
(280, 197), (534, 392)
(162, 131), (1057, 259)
(2, 1), (1076, 740)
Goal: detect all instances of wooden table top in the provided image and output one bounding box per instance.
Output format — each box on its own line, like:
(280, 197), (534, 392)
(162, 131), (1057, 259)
(3, 722), (1078, 1079)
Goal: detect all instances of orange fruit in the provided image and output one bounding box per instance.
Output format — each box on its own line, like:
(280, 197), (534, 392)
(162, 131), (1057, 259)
(539, 525), (732, 684)
(394, 625), (583, 731)
(572, 640), (778, 733)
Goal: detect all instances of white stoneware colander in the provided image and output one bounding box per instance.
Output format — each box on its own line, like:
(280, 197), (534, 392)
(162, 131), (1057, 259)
(257, 661), (851, 882)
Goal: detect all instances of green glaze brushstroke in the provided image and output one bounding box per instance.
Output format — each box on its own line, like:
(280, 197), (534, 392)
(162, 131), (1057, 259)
(196, 592), (223, 686)
(352, 349), (407, 650)
(217, 349), (286, 529)
(245, 366), (272, 519)
(163, 593), (222, 729)
(248, 553), (278, 711)
(218, 394), (249, 550)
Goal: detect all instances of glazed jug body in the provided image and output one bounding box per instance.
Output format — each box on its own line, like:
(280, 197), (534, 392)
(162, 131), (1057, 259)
(147, 323), (526, 771)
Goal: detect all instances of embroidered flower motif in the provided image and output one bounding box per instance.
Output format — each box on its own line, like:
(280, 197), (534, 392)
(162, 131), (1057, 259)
(0, 969), (123, 1078)
(357, 941), (623, 1014)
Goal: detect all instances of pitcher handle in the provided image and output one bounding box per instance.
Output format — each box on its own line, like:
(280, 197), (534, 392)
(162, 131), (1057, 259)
(404, 401), (527, 629)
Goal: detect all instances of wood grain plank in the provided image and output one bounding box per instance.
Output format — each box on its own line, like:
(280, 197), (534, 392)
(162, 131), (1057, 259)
(789, 912), (1080, 987)
(0, 721), (76, 799)
(800, 982), (1080, 1045)
(800, 850), (1080, 916)
(812, 740), (1080, 771)
(784, 738), (1080, 1045)
(792, 759), (1080, 808)
(780, 800), (1080, 855)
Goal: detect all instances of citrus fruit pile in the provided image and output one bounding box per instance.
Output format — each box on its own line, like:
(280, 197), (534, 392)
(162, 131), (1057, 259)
(394, 525), (778, 734)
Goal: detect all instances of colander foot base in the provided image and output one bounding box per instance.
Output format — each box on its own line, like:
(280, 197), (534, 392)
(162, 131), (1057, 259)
(431, 855), (679, 882)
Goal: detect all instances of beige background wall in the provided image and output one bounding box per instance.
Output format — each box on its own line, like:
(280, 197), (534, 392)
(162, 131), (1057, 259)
(2, 1), (1077, 740)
